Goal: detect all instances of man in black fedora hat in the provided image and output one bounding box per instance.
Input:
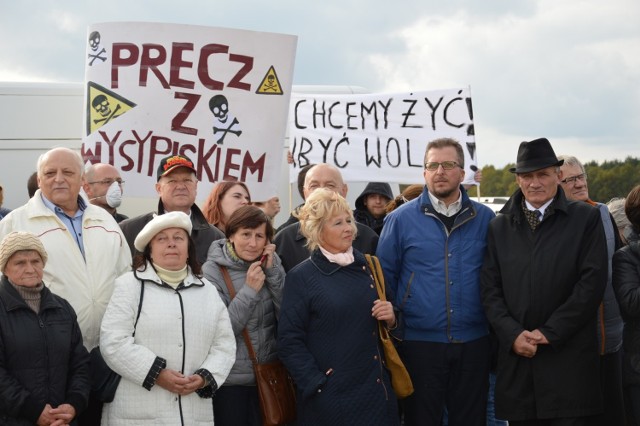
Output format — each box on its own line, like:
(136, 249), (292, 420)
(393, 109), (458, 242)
(480, 137), (608, 424)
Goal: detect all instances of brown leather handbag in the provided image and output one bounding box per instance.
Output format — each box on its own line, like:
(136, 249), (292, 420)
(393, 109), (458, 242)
(365, 254), (414, 398)
(220, 266), (296, 425)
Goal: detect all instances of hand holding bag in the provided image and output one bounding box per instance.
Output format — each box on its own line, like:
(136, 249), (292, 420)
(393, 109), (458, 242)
(90, 281), (145, 403)
(220, 266), (296, 426)
(365, 254), (414, 398)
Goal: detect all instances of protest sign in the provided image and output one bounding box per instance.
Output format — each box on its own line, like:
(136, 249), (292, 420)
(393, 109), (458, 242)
(288, 88), (477, 185)
(82, 22), (297, 199)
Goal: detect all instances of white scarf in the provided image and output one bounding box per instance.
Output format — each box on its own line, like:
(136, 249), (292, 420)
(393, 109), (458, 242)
(319, 245), (354, 266)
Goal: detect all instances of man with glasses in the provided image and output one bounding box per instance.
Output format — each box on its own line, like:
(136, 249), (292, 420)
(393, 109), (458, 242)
(83, 163), (128, 223)
(376, 138), (495, 425)
(558, 155), (625, 426)
(481, 139), (608, 425)
(119, 154), (223, 264)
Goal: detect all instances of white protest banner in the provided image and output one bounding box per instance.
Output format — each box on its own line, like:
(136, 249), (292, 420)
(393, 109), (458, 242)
(82, 22), (297, 200)
(288, 88), (478, 185)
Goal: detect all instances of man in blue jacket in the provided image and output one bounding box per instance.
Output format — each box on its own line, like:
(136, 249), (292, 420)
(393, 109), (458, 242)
(377, 138), (494, 426)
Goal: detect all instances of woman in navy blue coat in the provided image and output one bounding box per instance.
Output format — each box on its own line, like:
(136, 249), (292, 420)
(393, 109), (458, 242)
(278, 188), (399, 426)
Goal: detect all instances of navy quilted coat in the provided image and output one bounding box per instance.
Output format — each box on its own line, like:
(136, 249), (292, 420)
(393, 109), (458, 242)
(278, 249), (399, 426)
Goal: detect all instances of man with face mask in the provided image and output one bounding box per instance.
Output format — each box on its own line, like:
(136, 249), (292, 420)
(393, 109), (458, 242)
(83, 163), (128, 223)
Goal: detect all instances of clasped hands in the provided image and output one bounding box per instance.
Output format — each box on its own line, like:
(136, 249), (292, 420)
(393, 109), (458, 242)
(156, 368), (205, 395)
(512, 329), (549, 358)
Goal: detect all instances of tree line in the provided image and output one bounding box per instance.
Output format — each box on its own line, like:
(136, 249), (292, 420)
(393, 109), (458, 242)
(467, 156), (640, 202)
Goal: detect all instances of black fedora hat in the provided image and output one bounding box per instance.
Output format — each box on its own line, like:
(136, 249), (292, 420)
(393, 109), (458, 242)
(509, 138), (564, 174)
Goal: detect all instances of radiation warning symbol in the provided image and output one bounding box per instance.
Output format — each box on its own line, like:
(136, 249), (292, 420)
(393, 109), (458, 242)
(86, 81), (136, 135)
(255, 66), (284, 95)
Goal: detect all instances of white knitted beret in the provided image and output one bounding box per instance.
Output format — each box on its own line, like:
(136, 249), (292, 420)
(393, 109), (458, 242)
(134, 211), (193, 252)
(0, 232), (48, 273)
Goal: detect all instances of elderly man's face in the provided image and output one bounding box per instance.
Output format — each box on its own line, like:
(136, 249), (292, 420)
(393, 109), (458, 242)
(4, 250), (44, 288)
(303, 165), (348, 199)
(38, 149), (83, 212)
(155, 169), (197, 213)
(559, 163), (589, 202)
(516, 166), (560, 208)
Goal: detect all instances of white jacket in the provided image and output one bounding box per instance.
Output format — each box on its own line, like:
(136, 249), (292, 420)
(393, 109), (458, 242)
(100, 264), (236, 425)
(0, 190), (131, 350)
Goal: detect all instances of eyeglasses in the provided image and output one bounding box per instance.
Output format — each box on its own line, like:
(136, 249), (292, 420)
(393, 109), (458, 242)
(88, 179), (125, 186)
(560, 173), (587, 185)
(424, 161), (461, 171)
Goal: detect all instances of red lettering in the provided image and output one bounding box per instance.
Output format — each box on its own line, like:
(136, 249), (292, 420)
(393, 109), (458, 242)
(228, 54), (253, 91)
(148, 136), (173, 176)
(240, 152), (265, 182)
(169, 43), (195, 89)
(140, 44), (169, 88)
(119, 139), (136, 171)
(111, 43), (139, 89)
(171, 92), (201, 136)
(198, 44), (228, 90)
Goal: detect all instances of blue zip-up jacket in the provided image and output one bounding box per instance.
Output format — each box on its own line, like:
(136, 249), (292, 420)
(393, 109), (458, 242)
(376, 186), (494, 343)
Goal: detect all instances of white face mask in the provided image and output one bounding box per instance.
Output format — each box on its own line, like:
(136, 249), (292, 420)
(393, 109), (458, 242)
(105, 181), (122, 208)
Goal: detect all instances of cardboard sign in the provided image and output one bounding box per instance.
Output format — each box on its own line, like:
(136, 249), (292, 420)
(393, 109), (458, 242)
(82, 22), (297, 200)
(288, 88), (478, 185)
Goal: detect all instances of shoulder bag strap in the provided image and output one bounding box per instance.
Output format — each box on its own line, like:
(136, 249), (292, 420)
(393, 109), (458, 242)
(219, 265), (259, 365)
(365, 254), (385, 301)
(132, 281), (145, 337)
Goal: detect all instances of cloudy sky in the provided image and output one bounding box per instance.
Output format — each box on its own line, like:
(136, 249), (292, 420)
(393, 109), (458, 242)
(1, 0), (638, 168)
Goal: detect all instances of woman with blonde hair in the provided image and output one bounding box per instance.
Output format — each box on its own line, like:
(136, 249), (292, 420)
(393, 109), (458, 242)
(278, 188), (399, 425)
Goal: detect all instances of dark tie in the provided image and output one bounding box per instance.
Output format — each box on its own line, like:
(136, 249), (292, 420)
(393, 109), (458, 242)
(534, 210), (542, 222)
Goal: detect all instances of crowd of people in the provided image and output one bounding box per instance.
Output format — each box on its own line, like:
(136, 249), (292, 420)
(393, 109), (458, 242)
(0, 139), (638, 426)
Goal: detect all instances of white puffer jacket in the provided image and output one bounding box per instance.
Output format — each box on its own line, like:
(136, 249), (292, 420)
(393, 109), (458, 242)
(100, 264), (236, 425)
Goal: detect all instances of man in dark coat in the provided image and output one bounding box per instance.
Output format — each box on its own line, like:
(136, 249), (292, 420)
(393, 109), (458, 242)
(274, 163), (378, 273)
(481, 138), (608, 424)
(353, 182), (394, 235)
(119, 155), (224, 265)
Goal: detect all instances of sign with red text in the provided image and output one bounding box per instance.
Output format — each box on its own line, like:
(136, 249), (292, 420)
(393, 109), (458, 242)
(82, 22), (297, 200)
(288, 88), (478, 185)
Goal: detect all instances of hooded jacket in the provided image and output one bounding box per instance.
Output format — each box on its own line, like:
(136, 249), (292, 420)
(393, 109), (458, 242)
(353, 182), (394, 235)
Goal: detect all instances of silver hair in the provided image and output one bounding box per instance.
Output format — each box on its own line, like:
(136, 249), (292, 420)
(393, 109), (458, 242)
(557, 155), (585, 173)
(37, 147), (85, 178)
(607, 197), (631, 230)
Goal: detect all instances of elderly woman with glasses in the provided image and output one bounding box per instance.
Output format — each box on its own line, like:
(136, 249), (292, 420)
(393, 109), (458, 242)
(277, 188), (399, 425)
(100, 211), (236, 425)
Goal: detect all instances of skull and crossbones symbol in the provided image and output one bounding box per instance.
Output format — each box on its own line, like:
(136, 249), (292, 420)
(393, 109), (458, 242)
(88, 31), (107, 66)
(262, 74), (279, 92)
(209, 95), (242, 144)
(92, 95), (121, 125)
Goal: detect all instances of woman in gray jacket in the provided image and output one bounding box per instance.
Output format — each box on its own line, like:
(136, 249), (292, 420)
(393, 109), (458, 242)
(202, 205), (285, 426)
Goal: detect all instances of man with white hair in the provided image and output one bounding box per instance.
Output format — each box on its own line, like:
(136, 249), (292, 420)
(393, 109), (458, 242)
(0, 147), (131, 425)
(558, 154), (625, 425)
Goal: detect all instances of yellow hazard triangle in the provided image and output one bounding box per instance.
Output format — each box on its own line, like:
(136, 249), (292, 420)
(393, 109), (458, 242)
(86, 81), (136, 135)
(256, 66), (284, 95)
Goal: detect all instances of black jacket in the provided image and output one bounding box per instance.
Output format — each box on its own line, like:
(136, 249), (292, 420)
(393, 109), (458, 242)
(119, 199), (224, 266)
(353, 182), (394, 235)
(0, 276), (90, 425)
(274, 222), (379, 273)
(481, 188), (607, 420)
(612, 227), (640, 386)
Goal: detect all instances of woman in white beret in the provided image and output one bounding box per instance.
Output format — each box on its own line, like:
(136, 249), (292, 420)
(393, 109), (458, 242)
(100, 211), (236, 425)
(0, 231), (90, 425)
